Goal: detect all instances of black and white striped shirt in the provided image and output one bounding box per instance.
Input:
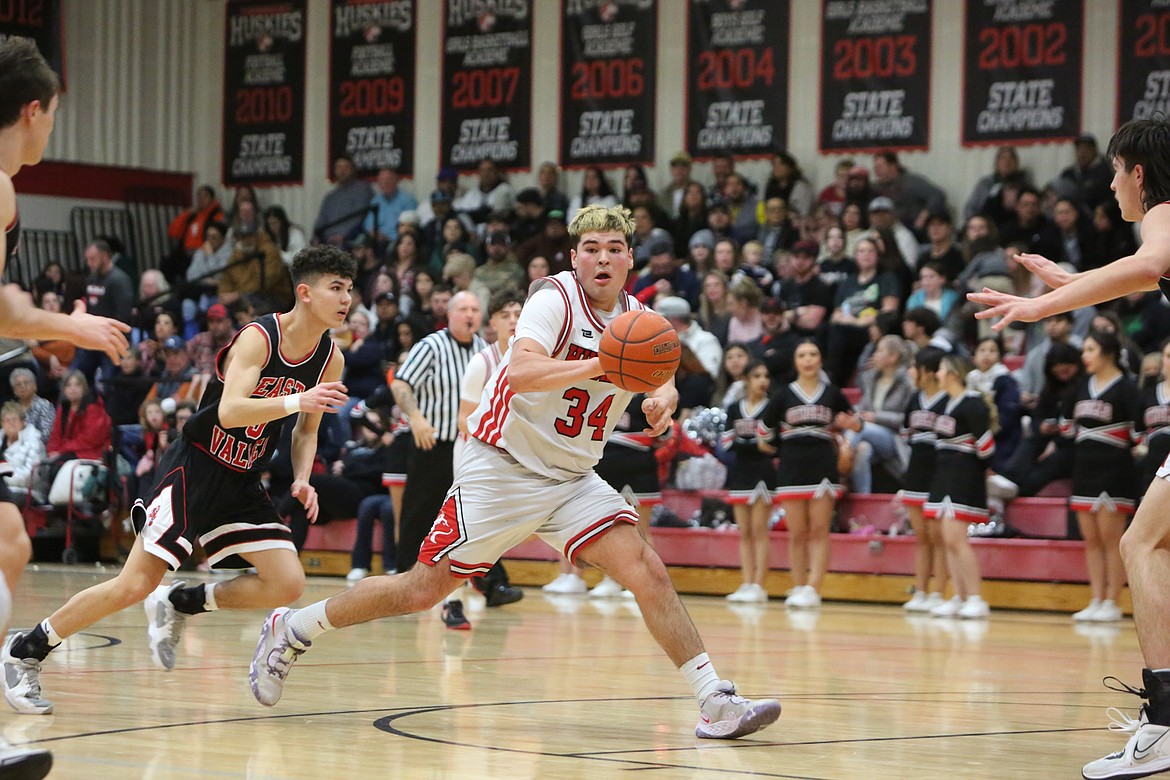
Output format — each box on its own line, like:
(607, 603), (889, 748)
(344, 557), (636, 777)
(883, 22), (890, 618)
(395, 329), (487, 442)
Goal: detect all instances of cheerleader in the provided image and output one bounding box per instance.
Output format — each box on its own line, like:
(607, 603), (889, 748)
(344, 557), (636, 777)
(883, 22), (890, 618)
(1066, 330), (1140, 623)
(898, 347), (950, 612)
(926, 354), (995, 619)
(1138, 338), (1170, 494)
(722, 361), (778, 603)
(761, 339), (860, 609)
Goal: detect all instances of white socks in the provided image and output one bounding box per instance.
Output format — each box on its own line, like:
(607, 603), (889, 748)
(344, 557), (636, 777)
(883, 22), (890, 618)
(41, 618), (62, 646)
(681, 652), (721, 704)
(286, 600), (334, 644)
(204, 582), (219, 612)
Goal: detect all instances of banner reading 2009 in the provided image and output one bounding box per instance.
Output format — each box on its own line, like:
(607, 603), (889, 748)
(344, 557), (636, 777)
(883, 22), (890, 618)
(440, 0), (532, 171)
(560, 0), (656, 168)
(329, 0), (416, 178)
(819, 0), (931, 153)
(1118, 0), (1170, 126)
(962, 0), (1083, 145)
(222, 0), (307, 186)
(687, 0), (789, 158)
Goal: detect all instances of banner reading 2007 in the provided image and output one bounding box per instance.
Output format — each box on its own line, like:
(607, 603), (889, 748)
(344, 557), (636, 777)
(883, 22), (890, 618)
(440, 0), (532, 171)
(329, 0), (416, 178)
(222, 0), (307, 186)
(560, 0), (656, 168)
(962, 0), (1083, 145)
(819, 0), (931, 153)
(687, 0), (789, 158)
(1118, 0), (1170, 126)
(0, 0), (65, 86)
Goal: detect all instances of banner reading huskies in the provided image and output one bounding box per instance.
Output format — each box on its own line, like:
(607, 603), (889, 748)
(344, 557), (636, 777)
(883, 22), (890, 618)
(0, 0), (64, 85)
(440, 0), (532, 171)
(329, 0), (416, 178)
(962, 0), (1083, 145)
(687, 0), (788, 159)
(560, 0), (656, 168)
(1118, 0), (1170, 125)
(222, 0), (307, 186)
(819, 0), (931, 153)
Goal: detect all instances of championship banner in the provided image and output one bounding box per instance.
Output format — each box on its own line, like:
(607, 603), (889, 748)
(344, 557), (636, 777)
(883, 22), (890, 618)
(0, 0), (65, 86)
(819, 0), (931, 153)
(440, 0), (532, 171)
(1118, 0), (1170, 125)
(560, 0), (656, 168)
(328, 0), (416, 178)
(686, 0), (788, 159)
(962, 0), (1083, 146)
(222, 0), (307, 186)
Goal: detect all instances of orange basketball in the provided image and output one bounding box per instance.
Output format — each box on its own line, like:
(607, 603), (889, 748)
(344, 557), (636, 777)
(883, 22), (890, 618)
(598, 310), (681, 393)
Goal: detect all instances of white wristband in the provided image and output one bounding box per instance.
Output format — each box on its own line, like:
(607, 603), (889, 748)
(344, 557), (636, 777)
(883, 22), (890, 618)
(283, 393), (302, 415)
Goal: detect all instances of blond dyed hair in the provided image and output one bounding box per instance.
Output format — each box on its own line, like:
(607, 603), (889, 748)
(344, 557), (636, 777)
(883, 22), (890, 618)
(568, 204), (635, 244)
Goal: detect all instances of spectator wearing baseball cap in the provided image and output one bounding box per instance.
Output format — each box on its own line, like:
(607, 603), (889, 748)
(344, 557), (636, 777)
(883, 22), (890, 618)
(472, 230), (526, 302)
(655, 296), (723, 381)
(867, 196), (922, 272)
(416, 166), (463, 228)
(362, 166), (418, 244)
(632, 237), (701, 311)
(149, 333), (198, 406)
(775, 239), (833, 341)
(188, 304), (239, 378)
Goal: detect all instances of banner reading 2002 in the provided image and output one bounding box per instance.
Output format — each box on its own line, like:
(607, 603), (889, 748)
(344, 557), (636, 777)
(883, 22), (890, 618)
(560, 0), (656, 168)
(329, 0), (416, 178)
(222, 0), (307, 186)
(441, 0), (532, 171)
(1118, 0), (1170, 125)
(687, 0), (789, 158)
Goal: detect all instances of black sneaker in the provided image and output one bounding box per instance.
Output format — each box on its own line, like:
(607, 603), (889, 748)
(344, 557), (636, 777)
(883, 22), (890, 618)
(484, 585), (524, 607)
(441, 599), (471, 630)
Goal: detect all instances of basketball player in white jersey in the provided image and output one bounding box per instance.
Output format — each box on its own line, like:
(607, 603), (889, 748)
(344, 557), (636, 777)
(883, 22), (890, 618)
(0, 38), (129, 779)
(971, 118), (1170, 779)
(251, 205), (781, 739)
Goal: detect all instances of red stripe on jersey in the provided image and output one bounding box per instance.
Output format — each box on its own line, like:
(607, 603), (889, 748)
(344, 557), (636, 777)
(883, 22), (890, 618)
(486, 387), (515, 447)
(4, 209), (16, 232)
(565, 510), (638, 564)
(473, 367), (512, 444)
(574, 276), (607, 332)
(547, 277), (573, 356)
(216, 322), (269, 383)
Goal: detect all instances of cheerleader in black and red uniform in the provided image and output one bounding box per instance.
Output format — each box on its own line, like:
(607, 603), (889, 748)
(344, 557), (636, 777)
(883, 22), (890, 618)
(1138, 338), (1170, 494)
(925, 354), (995, 619)
(722, 361), (777, 603)
(1065, 330), (1140, 623)
(898, 347), (950, 613)
(761, 339), (860, 609)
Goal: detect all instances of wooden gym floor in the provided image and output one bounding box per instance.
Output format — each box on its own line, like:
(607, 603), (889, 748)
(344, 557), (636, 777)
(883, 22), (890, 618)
(2, 566), (1145, 779)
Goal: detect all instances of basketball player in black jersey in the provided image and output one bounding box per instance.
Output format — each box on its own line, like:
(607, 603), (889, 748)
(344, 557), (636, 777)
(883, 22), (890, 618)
(0, 38), (131, 779)
(1, 245), (353, 720)
(970, 118), (1170, 779)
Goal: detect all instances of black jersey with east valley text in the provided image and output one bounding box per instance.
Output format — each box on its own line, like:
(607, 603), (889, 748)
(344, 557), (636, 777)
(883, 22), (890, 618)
(182, 313), (334, 475)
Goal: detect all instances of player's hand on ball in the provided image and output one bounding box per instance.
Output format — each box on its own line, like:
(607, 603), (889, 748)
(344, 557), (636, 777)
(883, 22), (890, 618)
(302, 382), (348, 413)
(291, 479), (319, 522)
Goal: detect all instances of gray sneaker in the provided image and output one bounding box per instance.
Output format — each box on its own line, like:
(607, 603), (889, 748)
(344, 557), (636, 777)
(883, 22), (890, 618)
(1, 635), (52, 715)
(249, 607), (309, 707)
(695, 680), (781, 739)
(144, 580), (187, 671)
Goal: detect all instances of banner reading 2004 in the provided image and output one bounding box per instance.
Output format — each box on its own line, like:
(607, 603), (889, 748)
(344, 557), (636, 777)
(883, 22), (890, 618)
(561, 0), (656, 168)
(687, 0), (789, 158)
(1118, 0), (1170, 125)
(441, 0), (532, 171)
(222, 0), (307, 186)
(329, 0), (416, 178)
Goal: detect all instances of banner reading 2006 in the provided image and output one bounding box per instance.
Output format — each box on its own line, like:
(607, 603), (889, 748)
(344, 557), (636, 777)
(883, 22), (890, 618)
(0, 0), (65, 86)
(329, 0), (416, 178)
(441, 0), (532, 171)
(1118, 0), (1170, 126)
(820, 0), (931, 153)
(222, 0), (307, 186)
(962, 0), (1083, 145)
(687, 0), (788, 158)
(561, 0), (656, 168)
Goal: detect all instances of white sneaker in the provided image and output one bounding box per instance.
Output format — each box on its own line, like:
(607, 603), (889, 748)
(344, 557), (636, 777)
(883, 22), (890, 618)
(144, 580), (187, 670)
(249, 607), (309, 707)
(726, 584), (754, 602)
(1073, 599), (1103, 622)
(1083, 722), (1170, 779)
(0, 635), (52, 715)
(589, 576), (624, 598)
(1093, 600), (1124, 622)
(786, 585), (821, 609)
(345, 568), (369, 583)
(903, 591), (931, 612)
(986, 474), (1020, 499)
(0, 736), (51, 778)
(924, 592), (945, 610)
(748, 584), (770, 603)
(695, 680), (782, 739)
(930, 595), (963, 618)
(957, 595), (990, 619)
(542, 573), (587, 594)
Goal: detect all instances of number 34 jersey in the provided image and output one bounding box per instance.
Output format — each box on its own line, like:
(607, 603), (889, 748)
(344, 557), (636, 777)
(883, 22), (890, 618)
(468, 270), (645, 482)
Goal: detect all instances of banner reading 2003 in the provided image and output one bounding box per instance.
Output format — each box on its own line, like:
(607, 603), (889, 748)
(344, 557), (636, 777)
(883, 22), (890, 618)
(329, 0), (416, 178)
(441, 0), (532, 171)
(560, 0), (656, 168)
(222, 0), (307, 186)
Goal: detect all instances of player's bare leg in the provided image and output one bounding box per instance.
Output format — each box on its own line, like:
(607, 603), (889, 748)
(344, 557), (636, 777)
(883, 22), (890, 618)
(0, 506), (31, 632)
